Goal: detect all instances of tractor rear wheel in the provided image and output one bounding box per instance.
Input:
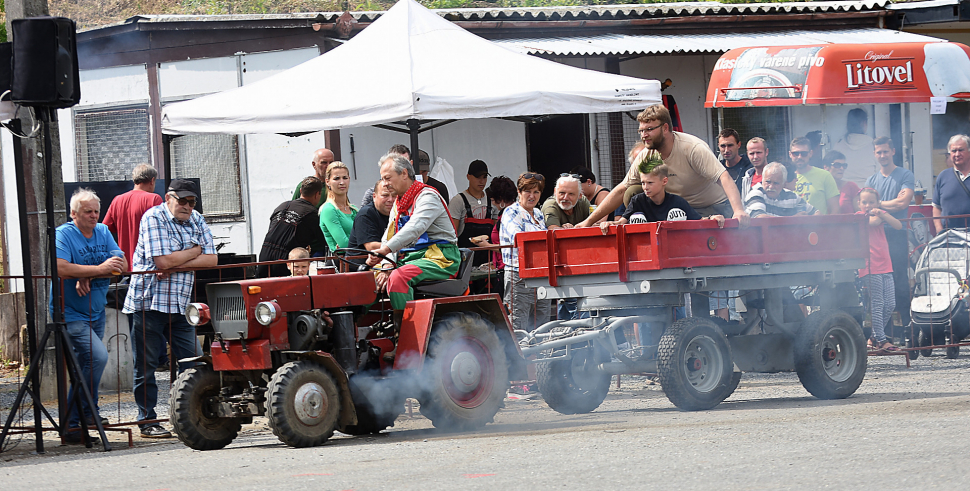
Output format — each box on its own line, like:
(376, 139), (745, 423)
(418, 313), (509, 431)
(170, 365), (242, 451)
(658, 317), (736, 411)
(267, 361), (341, 448)
(536, 345), (611, 415)
(794, 310), (867, 400)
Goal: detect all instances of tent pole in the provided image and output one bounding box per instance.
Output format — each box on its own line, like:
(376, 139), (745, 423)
(407, 119), (420, 164)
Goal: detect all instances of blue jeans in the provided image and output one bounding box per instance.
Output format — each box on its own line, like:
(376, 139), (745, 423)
(65, 313), (108, 428)
(130, 310), (201, 428)
(558, 298), (590, 320)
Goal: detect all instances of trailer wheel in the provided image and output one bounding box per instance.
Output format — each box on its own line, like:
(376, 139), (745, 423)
(536, 345), (611, 415)
(418, 313), (509, 431)
(267, 361), (340, 447)
(170, 365), (242, 451)
(794, 310), (867, 400)
(657, 317), (736, 411)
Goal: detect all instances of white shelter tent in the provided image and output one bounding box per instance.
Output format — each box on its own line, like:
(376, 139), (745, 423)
(160, 0), (662, 136)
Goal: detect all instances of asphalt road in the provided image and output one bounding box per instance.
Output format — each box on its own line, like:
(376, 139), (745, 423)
(3, 354), (970, 490)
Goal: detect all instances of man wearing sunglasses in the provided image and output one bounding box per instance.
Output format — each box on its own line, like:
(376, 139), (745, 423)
(791, 137), (840, 215)
(123, 178), (217, 439)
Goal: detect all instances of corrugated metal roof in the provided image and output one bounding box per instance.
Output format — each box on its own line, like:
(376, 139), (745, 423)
(491, 28), (943, 56)
(887, 0), (958, 10)
(118, 0), (891, 27)
(434, 1), (890, 21)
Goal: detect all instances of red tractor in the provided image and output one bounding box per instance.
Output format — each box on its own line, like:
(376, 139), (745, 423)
(170, 248), (525, 450)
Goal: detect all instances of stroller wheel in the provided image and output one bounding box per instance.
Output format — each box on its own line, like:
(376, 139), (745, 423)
(918, 330), (935, 358)
(946, 345), (960, 359)
(906, 337), (919, 360)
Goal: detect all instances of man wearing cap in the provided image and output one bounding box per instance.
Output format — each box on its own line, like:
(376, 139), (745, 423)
(448, 160), (497, 264)
(123, 179), (217, 439)
(417, 150), (450, 202)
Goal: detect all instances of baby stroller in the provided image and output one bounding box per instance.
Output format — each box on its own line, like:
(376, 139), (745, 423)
(909, 229), (970, 359)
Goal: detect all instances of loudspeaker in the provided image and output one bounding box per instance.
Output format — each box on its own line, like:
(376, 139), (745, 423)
(11, 17), (80, 108)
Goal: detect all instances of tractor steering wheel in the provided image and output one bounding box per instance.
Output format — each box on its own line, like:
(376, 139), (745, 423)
(331, 247), (400, 272)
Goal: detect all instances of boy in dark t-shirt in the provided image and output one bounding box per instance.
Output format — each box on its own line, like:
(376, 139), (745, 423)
(598, 164), (724, 230)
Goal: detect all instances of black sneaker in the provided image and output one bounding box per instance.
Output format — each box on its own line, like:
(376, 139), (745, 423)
(63, 430), (101, 445)
(140, 425), (173, 438)
(85, 416), (109, 427)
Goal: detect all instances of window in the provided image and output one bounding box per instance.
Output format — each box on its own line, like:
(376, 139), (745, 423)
(711, 107), (791, 164)
(170, 133), (243, 221)
(74, 107), (151, 182)
(593, 111), (642, 188)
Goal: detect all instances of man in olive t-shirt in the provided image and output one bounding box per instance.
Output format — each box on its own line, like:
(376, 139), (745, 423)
(542, 175), (591, 228)
(579, 104), (749, 228)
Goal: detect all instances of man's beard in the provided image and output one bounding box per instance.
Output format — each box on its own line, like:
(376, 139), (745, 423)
(644, 133), (665, 150)
(558, 200), (576, 211)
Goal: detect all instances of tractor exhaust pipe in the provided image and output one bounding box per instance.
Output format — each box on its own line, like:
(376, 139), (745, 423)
(331, 312), (357, 375)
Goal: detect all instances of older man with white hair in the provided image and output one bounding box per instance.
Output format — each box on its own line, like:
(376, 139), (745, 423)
(934, 134), (970, 230)
(54, 188), (127, 443)
(744, 162), (817, 218)
(541, 174), (591, 229)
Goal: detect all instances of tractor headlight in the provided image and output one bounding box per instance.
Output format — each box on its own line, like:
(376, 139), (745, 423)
(184, 303), (210, 326)
(255, 301), (281, 326)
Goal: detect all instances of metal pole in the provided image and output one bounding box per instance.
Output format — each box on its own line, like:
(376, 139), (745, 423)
(9, 118), (45, 453)
(163, 133), (174, 189)
(407, 119), (420, 164)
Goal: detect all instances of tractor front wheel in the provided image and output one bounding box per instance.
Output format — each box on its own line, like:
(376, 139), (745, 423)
(267, 361), (341, 448)
(418, 313), (509, 431)
(170, 365), (242, 451)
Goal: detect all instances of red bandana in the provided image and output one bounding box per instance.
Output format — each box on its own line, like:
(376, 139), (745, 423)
(390, 181), (456, 239)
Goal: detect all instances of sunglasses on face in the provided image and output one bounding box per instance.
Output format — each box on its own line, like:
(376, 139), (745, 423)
(790, 151), (810, 157)
(176, 197), (197, 207)
(522, 172), (545, 181)
(829, 162), (848, 169)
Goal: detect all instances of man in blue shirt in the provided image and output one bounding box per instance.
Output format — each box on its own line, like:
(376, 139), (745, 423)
(54, 189), (127, 443)
(934, 134), (970, 231)
(123, 179), (216, 438)
(865, 136), (915, 331)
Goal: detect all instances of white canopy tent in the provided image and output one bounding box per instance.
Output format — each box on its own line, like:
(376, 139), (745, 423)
(160, 0), (662, 138)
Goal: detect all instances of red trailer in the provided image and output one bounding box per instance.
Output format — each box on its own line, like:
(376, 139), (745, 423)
(516, 215), (869, 413)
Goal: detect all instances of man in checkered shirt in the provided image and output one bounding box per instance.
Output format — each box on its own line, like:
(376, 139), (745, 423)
(123, 179), (217, 439)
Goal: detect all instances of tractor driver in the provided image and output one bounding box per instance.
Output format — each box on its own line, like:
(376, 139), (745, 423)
(366, 153), (459, 326)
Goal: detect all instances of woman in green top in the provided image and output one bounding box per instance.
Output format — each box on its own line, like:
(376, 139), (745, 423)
(319, 161), (358, 251)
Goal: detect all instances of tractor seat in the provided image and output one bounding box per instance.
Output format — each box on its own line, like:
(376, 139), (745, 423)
(413, 248), (475, 298)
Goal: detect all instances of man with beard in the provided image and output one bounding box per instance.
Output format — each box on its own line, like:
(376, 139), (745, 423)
(542, 174), (591, 229)
(578, 104), (749, 228)
(541, 174), (592, 319)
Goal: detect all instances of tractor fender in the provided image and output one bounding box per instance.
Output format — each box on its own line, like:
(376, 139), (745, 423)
(281, 351), (358, 429)
(395, 294), (527, 380)
(178, 354), (213, 365)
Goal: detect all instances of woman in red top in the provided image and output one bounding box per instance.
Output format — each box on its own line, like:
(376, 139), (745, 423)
(824, 151), (861, 214)
(858, 187), (903, 352)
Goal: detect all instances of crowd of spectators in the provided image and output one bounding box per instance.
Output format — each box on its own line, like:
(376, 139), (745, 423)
(51, 100), (970, 442)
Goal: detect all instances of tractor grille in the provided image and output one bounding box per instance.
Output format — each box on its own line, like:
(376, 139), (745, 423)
(213, 296), (246, 321)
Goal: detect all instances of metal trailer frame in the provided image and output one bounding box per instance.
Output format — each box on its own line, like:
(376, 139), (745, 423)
(512, 215), (871, 413)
